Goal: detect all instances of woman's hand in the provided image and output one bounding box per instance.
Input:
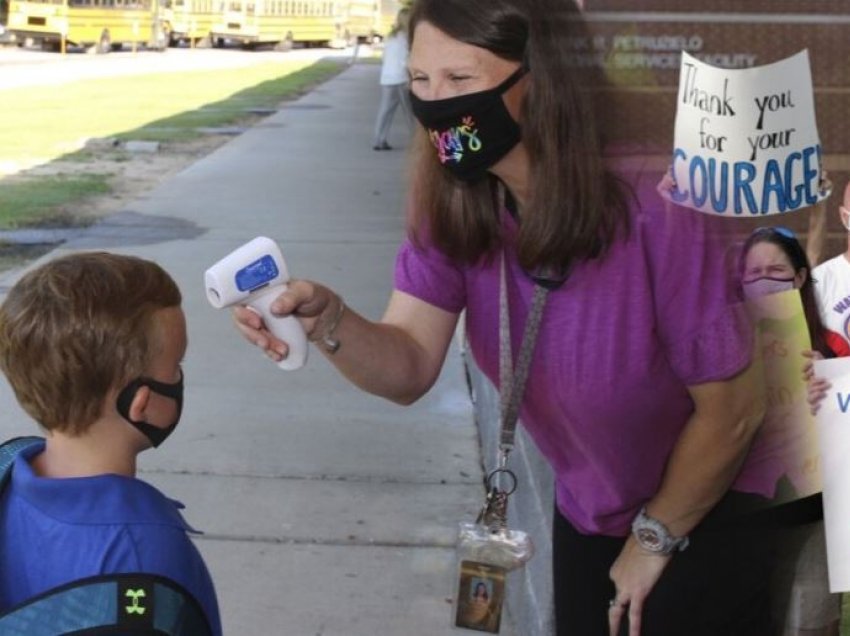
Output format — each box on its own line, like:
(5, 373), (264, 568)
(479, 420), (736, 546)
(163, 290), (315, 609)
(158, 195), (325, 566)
(802, 350), (830, 416)
(606, 360), (765, 635)
(232, 287), (458, 404)
(608, 537), (671, 636)
(807, 376), (831, 415)
(231, 279), (338, 363)
(801, 349), (823, 382)
(655, 166), (676, 199)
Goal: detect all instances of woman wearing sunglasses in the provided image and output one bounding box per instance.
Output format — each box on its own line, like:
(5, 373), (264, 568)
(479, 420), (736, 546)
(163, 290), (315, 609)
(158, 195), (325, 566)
(740, 226), (849, 358)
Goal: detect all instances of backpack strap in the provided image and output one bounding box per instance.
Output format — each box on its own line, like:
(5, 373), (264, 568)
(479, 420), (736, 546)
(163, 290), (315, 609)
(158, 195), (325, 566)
(0, 439), (214, 635)
(0, 573), (213, 636)
(0, 436), (44, 493)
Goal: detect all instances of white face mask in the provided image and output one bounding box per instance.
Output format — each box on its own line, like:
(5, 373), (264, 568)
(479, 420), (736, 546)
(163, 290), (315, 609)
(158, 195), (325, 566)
(742, 277), (795, 300)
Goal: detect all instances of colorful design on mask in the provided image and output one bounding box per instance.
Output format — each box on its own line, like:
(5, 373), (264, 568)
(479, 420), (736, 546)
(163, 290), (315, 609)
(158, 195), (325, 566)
(428, 116), (482, 165)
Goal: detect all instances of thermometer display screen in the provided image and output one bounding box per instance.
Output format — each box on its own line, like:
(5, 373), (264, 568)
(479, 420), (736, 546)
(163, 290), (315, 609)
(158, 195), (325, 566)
(236, 255), (279, 292)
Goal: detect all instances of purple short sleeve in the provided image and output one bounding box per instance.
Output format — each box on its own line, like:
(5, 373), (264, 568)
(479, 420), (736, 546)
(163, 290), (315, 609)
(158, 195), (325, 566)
(640, 204), (753, 385)
(394, 238), (466, 314)
(390, 195), (762, 535)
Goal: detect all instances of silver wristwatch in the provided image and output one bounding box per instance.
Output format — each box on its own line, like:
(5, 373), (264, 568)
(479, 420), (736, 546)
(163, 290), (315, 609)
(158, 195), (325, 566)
(631, 507), (689, 555)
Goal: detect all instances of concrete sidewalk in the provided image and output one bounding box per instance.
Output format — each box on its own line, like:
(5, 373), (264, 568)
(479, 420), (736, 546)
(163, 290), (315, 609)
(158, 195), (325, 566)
(0, 62), (515, 634)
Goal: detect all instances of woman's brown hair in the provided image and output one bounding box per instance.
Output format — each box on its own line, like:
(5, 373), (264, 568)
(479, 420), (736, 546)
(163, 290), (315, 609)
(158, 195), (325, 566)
(407, 0), (632, 276)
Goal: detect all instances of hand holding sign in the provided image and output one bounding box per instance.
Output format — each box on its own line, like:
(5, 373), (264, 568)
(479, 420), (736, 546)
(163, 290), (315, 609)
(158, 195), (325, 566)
(664, 50), (831, 216)
(746, 289), (821, 500)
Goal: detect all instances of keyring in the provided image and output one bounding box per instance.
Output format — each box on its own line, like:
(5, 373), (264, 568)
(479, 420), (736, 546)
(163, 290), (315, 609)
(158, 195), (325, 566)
(486, 468), (517, 496)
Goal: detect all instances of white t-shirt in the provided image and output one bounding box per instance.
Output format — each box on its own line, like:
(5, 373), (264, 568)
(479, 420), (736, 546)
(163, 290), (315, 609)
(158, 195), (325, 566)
(380, 33), (409, 86)
(813, 253), (850, 344)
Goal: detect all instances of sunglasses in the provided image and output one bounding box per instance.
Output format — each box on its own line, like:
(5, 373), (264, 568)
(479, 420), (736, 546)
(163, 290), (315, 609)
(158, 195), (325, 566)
(751, 226), (797, 240)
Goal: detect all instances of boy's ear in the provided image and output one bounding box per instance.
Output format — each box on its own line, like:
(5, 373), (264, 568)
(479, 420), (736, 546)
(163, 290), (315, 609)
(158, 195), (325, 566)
(126, 385), (151, 422)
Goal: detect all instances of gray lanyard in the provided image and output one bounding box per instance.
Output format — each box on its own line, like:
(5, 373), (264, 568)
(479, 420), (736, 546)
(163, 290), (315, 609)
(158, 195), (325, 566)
(477, 250), (549, 530)
(498, 251), (549, 457)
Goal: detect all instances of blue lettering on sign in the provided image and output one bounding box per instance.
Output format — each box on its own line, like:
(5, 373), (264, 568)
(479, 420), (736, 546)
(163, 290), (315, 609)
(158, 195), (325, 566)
(690, 156), (708, 208)
(235, 255), (279, 292)
(761, 159), (786, 214)
(803, 145), (819, 206)
(670, 144), (821, 215)
(733, 162), (757, 215)
(670, 148), (690, 203)
(707, 158), (728, 212)
(838, 393), (850, 414)
(784, 151), (803, 209)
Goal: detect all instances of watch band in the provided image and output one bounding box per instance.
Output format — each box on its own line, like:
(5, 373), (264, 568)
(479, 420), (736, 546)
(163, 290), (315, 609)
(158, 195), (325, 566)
(631, 507), (689, 555)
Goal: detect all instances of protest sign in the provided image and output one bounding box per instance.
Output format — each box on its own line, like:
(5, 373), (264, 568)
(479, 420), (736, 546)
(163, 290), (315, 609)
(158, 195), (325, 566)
(665, 50), (829, 216)
(747, 289), (821, 501)
(812, 356), (850, 592)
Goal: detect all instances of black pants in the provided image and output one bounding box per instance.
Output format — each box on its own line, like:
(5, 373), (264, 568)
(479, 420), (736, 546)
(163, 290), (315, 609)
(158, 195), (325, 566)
(553, 493), (786, 636)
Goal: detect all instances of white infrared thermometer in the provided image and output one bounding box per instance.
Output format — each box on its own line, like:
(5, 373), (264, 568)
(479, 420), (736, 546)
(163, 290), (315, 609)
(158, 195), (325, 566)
(205, 236), (307, 370)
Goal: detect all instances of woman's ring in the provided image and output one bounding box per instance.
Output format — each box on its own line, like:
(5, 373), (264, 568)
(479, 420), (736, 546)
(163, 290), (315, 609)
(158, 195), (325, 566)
(608, 598), (626, 609)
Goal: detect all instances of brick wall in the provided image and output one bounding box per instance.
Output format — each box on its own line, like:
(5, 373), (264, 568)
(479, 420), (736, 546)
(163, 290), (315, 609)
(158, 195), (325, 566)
(578, 1), (850, 252)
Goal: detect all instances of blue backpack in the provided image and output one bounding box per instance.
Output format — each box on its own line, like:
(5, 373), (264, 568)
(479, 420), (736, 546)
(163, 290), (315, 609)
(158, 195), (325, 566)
(0, 437), (213, 636)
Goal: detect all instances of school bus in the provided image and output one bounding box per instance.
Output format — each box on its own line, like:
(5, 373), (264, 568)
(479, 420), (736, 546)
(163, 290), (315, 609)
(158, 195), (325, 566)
(342, 0), (376, 43)
(162, 0), (214, 45)
(375, 0), (398, 40)
(208, 0), (347, 49)
(6, 0), (168, 51)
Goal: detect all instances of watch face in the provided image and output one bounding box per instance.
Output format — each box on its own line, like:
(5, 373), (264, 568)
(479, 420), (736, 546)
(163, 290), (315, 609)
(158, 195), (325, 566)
(635, 527), (664, 551)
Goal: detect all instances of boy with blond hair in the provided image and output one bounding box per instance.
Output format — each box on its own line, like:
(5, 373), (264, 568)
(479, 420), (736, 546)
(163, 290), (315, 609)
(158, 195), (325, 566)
(0, 252), (221, 635)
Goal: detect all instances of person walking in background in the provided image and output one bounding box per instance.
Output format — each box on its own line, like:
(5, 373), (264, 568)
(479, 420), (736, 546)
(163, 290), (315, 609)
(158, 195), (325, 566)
(372, 8), (410, 151)
(234, 0), (796, 633)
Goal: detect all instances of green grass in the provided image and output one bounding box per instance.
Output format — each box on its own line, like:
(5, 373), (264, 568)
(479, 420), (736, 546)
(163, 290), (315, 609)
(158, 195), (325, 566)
(0, 174), (111, 228)
(114, 60), (343, 142)
(0, 57), (345, 227)
(0, 59), (344, 169)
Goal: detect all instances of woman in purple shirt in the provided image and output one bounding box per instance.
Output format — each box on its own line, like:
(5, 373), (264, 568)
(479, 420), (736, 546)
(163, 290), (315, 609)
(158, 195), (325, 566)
(234, 0), (790, 634)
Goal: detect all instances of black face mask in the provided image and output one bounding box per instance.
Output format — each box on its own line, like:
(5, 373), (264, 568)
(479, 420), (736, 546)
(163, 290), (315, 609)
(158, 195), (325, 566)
(409, 66), (527, 182)
(116, 371), (184, 448)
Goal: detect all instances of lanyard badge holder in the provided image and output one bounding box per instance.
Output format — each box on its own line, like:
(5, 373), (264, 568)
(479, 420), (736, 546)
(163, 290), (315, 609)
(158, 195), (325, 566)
(453, 252), (549, 633)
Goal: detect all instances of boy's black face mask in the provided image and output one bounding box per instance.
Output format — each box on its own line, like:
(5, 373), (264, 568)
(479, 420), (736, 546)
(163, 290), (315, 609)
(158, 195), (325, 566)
(116, 371), (184, 448)
(409, 66), (527, 182)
